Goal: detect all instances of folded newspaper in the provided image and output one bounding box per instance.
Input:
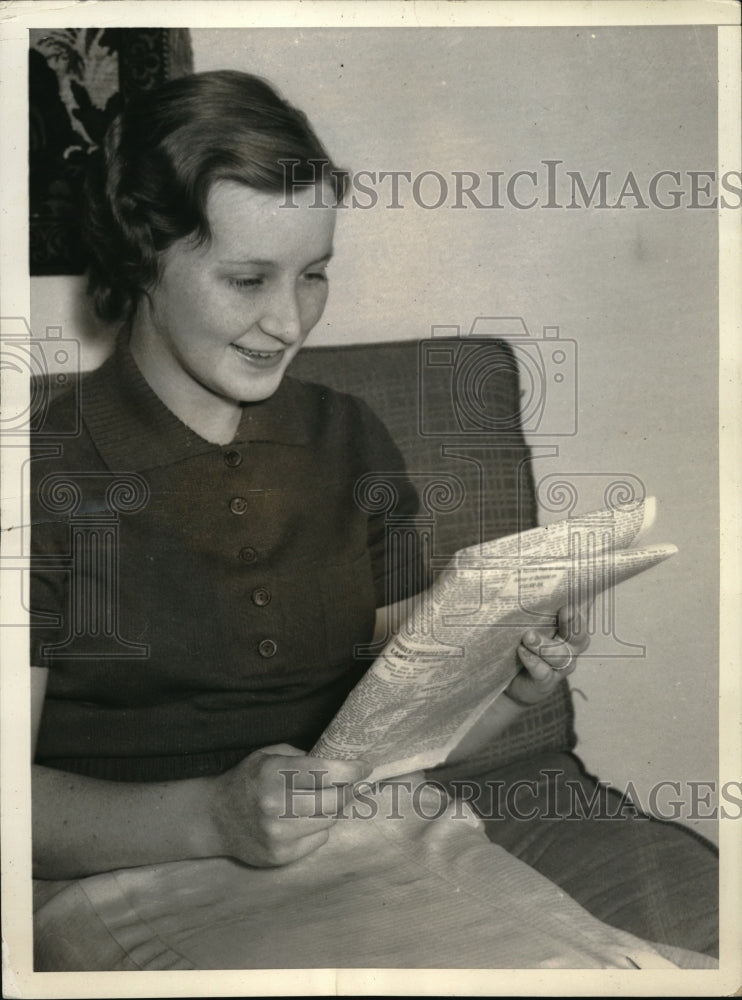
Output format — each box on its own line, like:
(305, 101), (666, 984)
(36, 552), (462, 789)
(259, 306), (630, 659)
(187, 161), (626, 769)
(312, 496), (677, 781)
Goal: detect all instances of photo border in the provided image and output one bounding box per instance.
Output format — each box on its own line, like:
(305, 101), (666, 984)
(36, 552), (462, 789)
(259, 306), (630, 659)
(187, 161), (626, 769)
(1, 2), (739, 996)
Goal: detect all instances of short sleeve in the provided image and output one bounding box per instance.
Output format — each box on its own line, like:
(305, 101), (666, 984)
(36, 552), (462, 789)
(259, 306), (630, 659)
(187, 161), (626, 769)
(350, 394), (429, 608)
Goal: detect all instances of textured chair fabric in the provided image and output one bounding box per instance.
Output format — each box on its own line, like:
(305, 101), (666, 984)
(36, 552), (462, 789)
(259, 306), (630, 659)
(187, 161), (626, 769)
(292, 338), (577, 772)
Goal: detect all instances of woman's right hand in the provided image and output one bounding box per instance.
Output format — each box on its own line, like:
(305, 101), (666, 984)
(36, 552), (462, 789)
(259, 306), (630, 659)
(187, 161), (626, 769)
(206, 744), (371, 867)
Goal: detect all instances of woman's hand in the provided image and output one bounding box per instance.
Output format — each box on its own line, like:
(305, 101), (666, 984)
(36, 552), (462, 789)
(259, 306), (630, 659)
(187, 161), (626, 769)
(506, 604), (591, 707)
(32, 747), (369, 880)
(207, 744), (370, 867)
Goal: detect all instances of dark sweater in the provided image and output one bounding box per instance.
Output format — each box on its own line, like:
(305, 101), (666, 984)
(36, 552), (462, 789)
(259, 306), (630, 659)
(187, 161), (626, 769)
(32, 335), (420, 781)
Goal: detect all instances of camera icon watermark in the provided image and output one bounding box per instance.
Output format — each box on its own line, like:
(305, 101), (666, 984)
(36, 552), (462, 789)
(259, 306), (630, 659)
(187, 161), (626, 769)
(0, 316), (80, 437)
(418, 317), (578, 438)
(0, 317), (80, 437)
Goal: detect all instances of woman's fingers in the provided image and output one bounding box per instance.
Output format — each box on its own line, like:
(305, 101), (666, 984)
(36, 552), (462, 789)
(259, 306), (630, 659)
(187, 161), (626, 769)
(253, 750), (370, 822)
(517, 639), (555, 682)
(511, 605), (592, 706)
(276, 785), (353, 819)
(287, 757), (371, 787)
(521, 629), (577, 675)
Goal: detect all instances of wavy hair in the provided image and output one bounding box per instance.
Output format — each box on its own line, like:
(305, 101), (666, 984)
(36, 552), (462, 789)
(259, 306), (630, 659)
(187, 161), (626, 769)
(83, 70), (347, 323)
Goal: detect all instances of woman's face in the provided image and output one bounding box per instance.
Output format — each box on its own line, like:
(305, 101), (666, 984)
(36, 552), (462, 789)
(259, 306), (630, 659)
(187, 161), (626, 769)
(131, 180), (336, 419)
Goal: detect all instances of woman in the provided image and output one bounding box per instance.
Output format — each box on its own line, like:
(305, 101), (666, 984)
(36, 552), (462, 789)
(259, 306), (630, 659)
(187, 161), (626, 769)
(31, 70), (586, 879)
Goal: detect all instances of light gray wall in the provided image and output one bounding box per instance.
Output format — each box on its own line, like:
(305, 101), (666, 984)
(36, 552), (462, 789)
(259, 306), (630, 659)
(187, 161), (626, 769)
(31, 26), (720, 840)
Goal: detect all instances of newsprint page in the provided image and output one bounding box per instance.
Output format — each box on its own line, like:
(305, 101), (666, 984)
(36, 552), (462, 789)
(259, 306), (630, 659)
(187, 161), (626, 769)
(1, 1), (740, 996)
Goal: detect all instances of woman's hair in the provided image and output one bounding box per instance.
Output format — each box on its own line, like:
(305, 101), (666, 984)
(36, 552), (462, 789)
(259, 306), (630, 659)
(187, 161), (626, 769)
(84, 70), (347, 323)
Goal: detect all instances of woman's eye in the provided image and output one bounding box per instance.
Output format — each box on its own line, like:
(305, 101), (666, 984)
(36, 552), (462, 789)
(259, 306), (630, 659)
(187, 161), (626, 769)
(229, 277), (263, 289)
(304, 270), (328, 283)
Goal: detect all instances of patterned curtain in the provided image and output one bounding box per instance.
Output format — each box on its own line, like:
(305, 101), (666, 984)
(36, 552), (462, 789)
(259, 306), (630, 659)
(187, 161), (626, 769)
(29, 28), (194, 275)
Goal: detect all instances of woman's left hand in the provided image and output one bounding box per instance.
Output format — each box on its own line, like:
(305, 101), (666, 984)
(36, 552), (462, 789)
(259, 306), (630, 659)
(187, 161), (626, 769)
(505, 604), (591, 707)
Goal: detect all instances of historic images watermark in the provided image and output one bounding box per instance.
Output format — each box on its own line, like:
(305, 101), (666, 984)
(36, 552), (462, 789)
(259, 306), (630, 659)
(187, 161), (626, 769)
(278, 769), (742, 824)
(280, 159), (742, 210)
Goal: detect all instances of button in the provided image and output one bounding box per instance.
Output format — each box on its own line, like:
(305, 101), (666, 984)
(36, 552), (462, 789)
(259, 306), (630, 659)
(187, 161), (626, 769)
(224, 450), (243, 468)
(239, 546), (258, 564)
(251, 587), (271, 607)
(229, 496), (248, 515)
(258, 638), (277, 658)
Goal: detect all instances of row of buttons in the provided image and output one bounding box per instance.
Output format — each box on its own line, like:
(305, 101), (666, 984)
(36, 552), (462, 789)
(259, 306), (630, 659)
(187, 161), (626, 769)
(225, 454), (256, 564)
(223, 449), (275, 658)
(225, 451), (249, 524)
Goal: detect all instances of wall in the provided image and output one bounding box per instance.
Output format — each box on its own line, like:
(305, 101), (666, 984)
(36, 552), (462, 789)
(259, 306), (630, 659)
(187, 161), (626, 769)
(30, 26), (720, 840)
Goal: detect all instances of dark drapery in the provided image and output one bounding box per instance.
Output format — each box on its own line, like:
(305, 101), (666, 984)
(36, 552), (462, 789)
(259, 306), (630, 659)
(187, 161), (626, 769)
(29, 28), (193, 275)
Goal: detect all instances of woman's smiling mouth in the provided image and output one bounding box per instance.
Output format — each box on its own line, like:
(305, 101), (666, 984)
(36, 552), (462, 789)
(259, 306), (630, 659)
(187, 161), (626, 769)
(232, 344), (285, 366)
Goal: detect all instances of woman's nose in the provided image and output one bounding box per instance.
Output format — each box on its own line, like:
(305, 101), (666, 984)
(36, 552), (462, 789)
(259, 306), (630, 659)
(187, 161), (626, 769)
(258, 287), (302, 343)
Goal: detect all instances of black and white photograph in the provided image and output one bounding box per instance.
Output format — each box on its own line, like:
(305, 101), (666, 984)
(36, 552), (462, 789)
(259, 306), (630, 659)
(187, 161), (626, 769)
(1, 1), (740, 994)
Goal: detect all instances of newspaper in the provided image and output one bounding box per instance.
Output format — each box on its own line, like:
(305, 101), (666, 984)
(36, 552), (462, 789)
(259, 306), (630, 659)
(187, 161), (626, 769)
(312, 497), (677, 781)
